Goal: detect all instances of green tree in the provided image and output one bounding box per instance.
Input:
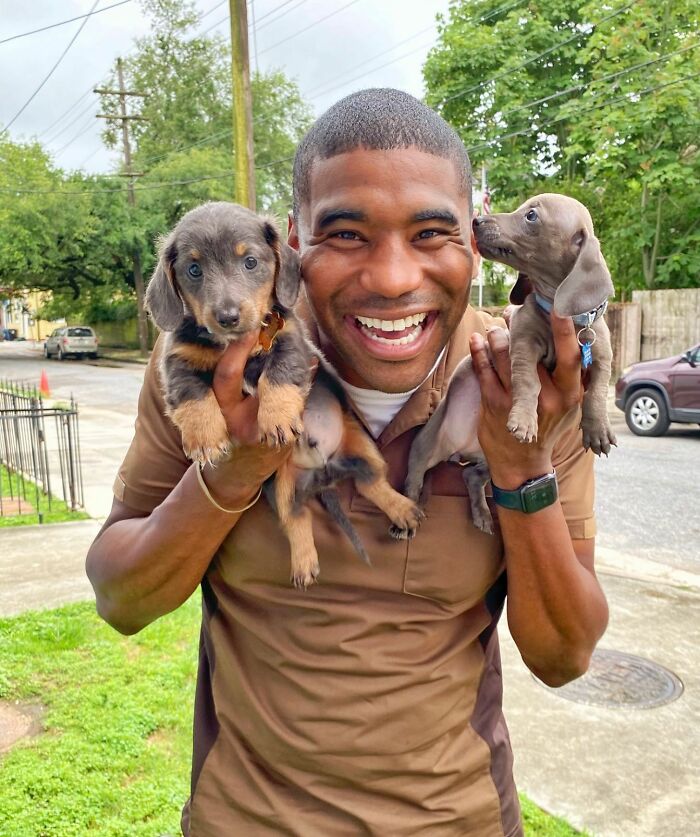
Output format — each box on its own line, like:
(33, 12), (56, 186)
(424, 0), (700, 295)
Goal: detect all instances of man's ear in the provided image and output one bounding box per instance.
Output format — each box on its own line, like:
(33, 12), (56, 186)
(287, 213), (300, 252)
(263, 219), (301, 308)
(145, 233), (183, 331)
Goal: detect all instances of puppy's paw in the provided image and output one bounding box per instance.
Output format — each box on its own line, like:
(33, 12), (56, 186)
(258, 414), (304, 448)
(582, 419), (618, 456)
(473, 508), (494, 535)
(290, 552), (320, 590)
(172, 397), (231, 465)
(507, 407), (538, 444)
(258, 383), (306, 448)
(387, 497), (425, 540)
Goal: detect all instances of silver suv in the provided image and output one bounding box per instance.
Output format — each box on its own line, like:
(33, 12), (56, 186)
(44, 326), (99, 360)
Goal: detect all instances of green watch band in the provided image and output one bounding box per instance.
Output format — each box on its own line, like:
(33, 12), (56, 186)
(491, 471), (558, 514)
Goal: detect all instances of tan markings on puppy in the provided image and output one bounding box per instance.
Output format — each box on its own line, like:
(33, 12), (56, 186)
(170, 341), (225, 371)
(256, 378), (305, 447)
(190, 249), (201, 261)
(274, 458), (319, 589)
(183, 291), (206, 326)
(170, 391), (230, 465)
(342, 415), (425, 536)
(250, 281), (276, 324)
(235, 242), (247, 256)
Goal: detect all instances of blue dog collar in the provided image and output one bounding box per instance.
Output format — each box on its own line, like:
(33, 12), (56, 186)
(534, 293), (608, 328)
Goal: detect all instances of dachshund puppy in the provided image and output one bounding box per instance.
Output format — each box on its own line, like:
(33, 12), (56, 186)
(474, 193), (616, 455)
(271, 364), (425, 588)
(146, 201), (312, 463)
(146, 201), (422, 588)
(399, 193), (616, 538)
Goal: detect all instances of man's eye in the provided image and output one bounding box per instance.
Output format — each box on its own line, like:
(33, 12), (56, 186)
(244, 256), (258, 269)
(188, 263), (203, 279)
(417, 229), (442, 239)
(525, 209), (538, 222)
(332, 230), (360, 240)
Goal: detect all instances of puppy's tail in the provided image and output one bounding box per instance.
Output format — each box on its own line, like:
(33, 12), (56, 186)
(318, 489), (371, 566)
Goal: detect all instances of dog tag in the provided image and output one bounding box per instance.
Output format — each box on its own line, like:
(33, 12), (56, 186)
(581, 341), (593, 369)
(259, 310), (285, 352)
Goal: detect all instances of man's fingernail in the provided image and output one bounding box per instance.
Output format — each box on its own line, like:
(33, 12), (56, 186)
(489, 327), (508, 347)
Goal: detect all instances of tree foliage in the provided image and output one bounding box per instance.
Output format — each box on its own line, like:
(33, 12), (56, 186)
(424, 0), (700, 296)
(0, 0), (311, 321)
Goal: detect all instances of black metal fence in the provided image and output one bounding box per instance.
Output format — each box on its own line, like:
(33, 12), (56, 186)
(0, 380), (84, 522)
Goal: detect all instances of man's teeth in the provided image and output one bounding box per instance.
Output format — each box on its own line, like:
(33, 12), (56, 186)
(355, 313), (427, 331)
(355, 312), (428, 345)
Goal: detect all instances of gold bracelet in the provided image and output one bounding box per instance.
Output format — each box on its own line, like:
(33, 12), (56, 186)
(195, 464), (262, 514)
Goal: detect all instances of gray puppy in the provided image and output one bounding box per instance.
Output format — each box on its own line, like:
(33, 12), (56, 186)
(399, 193), (616, 537)
(475, 193), (616, 455)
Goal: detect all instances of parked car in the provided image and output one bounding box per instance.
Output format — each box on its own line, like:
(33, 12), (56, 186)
(44, 326), (99, 360)
(615, 343), (700, 436)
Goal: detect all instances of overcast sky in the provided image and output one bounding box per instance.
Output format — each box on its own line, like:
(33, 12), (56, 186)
(1, 0), (453, 174)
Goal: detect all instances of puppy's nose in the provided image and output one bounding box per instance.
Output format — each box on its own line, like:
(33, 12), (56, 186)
(216, 308), (240, 329)
(473, 216), (488, 228)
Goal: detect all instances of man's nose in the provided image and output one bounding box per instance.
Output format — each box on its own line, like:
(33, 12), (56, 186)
(359, 236), (423, 298)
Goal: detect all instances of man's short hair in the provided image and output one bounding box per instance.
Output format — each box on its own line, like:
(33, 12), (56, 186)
(292, 88), (472, 217)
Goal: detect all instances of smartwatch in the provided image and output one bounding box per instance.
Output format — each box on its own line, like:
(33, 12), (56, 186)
(491, 471), (558, 514)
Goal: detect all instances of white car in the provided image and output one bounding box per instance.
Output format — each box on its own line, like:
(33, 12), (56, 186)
(44, 326), (99, 360)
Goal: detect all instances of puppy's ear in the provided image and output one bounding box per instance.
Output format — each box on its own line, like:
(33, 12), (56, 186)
(263, 220), (301, 309)
(145, 233), (183, 331)
(554, 229), (614, 317)
(509, 273), (533, 305)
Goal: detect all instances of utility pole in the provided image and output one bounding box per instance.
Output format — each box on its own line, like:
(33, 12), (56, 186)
(95, 58), (150, 357)
(229, 0), (256, 209)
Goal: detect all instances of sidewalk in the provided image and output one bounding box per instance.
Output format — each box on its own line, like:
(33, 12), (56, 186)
(0, 521), (698, 836)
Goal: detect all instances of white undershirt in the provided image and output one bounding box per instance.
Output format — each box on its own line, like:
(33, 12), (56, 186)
(340, 349), (445, 438)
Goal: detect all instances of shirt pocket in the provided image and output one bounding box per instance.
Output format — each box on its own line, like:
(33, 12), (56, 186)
(402, 467), (504, 607)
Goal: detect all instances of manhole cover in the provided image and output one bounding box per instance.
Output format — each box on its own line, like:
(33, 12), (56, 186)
(535, 648), (684, 709)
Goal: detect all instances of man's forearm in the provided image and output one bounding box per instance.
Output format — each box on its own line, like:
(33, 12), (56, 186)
(86, 464), (257, 635)
(500, 502), (608, 687)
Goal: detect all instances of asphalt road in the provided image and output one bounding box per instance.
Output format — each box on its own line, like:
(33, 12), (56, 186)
(2, 340), (698, 573)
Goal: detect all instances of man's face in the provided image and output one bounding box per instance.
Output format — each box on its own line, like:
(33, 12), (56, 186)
(289, 147), (478, 392)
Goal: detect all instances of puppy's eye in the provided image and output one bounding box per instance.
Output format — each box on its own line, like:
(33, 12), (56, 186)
(244, 256), (258, 270)
(525, 209), (538, 222)
(188, 263), (203, 279)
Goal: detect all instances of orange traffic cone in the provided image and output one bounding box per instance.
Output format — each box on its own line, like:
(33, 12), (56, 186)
(39, 369), (51, 398)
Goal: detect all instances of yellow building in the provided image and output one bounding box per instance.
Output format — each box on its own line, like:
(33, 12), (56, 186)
(0, 291), (63, 341)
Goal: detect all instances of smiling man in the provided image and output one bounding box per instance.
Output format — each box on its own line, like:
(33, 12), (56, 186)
(87, 89), (608, 836)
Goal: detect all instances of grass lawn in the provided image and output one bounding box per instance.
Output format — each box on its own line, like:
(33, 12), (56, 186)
(0, 597), (584, 836)
(0, 465), (90, 527)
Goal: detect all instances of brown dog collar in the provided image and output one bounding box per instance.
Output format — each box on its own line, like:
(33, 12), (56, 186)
(258, 310), (285, 352)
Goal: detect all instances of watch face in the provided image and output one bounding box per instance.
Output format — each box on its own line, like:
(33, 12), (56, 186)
(521, 477), (558, 513)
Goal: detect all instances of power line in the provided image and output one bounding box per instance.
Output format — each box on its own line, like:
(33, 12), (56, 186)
(494, 40), (700, 121)
(4, 0), (101, 131)
(35, 86), (95, 139)
(442, 1), (636, 105)
(45, 98), (98, 145)
(6, 69), (695, 197)
(0, 0), (132, 46)
(255, 0), (307, 33)
(53, 111), (101, 157)
(199, 0), (228, 22)
(258, 0), (360, 55)
(0, 155), (294, 196)
(466, 70), (700, 153)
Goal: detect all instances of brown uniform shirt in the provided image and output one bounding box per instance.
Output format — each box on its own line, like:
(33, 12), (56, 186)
(114, 307), (595, 836)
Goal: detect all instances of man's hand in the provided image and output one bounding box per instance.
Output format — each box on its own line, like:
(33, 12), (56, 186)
(469, 314), (583, 488)
(206, 333), (292, 507)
